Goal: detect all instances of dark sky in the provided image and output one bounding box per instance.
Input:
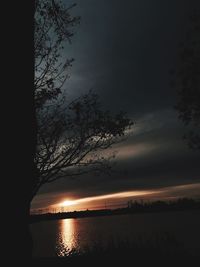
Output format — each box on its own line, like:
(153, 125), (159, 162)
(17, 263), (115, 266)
(32, 0), (200, 210)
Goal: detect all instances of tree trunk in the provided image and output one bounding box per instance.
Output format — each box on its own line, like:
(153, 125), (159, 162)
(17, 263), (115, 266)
(2, 0), (36, 264)
(13, 0), (36, 261)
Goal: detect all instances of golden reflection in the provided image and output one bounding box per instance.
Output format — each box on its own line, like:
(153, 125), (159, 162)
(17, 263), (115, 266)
(57, 219), (76, 257)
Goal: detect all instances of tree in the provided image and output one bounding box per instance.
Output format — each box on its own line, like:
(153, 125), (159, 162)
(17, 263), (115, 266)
(33, 0), (132, 201)
(35, 0), (80, 109)
(174, 11), (200, 150)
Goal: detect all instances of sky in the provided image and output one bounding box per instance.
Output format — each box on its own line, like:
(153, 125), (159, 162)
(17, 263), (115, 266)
(32, 0), (200, 212)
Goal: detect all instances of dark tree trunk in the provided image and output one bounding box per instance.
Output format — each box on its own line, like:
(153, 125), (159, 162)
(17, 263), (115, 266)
(12, 132), (37, 262)
(1, 0), (35, 264)
(2, 0), (36, 263)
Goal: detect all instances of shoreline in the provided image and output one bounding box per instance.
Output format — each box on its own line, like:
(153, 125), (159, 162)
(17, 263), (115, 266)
(30, 198), (200, 223)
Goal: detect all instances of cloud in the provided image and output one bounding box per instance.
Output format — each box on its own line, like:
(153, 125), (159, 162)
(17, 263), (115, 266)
(31, 182), (200, 210)
(33, 108), (200, 210)
(32, 0), (200, 209)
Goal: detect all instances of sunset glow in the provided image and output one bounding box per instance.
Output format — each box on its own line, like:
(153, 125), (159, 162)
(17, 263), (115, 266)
(60, 200), (77, 207)
(57, 189), (159, 210)
(45, 182), (200, 213)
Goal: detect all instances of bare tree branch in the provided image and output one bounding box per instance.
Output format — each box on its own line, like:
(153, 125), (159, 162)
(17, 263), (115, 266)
(33, 1), (133, 201)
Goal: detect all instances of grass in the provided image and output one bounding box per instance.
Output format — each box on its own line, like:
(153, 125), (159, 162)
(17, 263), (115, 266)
(31, 232), (199, 266)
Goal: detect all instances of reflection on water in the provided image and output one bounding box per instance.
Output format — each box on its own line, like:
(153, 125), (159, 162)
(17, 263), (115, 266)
(56, 219), (77, 256)
(31, 211), (200, 258)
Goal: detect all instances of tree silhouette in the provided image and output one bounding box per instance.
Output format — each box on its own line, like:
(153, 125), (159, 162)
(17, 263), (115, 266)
(35, 0), (80, 109)
(174, 11), (200, 150)
(33, 0), (132, 201)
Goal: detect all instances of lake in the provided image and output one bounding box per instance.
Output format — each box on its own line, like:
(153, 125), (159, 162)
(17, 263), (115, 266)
(31, 210), (200, 258)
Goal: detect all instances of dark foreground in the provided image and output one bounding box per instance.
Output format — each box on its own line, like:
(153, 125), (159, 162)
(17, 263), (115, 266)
(31, 232), (200, 266)
(31, 250), (199, 267)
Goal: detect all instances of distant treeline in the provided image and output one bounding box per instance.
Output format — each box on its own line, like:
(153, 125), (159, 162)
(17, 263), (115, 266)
(30, 198), (200, 223)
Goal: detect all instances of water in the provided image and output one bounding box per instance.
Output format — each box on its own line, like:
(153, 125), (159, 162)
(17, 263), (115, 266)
(31, 210), (200, 257)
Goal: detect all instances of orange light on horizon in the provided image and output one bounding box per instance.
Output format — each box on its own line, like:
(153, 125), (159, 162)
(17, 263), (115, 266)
(32, 182), (200, 213)
(59, 200), (77, 207)
(56, 189), (159, 210)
